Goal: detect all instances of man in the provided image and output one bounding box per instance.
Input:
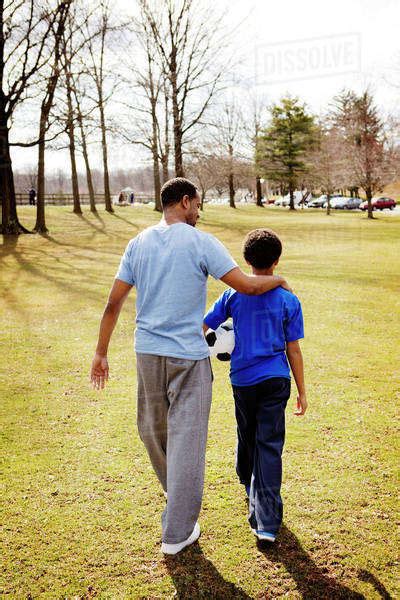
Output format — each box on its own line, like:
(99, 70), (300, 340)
(29, 188), (36, 206)
(90, 177), (290, 555)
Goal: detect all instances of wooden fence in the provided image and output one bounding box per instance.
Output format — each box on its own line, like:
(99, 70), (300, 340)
(15, 193), (154, 205)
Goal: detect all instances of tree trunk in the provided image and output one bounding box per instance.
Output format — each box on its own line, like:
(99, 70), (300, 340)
(200, 188), (205, 211)
(149, 94), (162, 212)
(99, 97), (112, 212)
(173, 120), (184, 177)
(34, 114), (48, 232)
(78, 113), (96, 213)
(229, 173), (235, 208)
(34, 1), (67, 233)
(161, 86), (170, 184)
(256, 176), (263, 206)
(366, 186), (374, 219)
(170, 48), (184, 177)
(161, 155), (169, 184)
(65, 70), (81, 215)
(152, 151), (162, 212)
(228, 143), (235, 208)
(0, 121), (29, 234)
(326, 193), (331, 216)
(289, 182), (295, 210)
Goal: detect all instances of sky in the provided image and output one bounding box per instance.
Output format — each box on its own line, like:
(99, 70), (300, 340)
(11, 0), (400, 174)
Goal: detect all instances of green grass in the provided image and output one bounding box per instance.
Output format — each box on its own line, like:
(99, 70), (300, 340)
(1, 205), (399, 599)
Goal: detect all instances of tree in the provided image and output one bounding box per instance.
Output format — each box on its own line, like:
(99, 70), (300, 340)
(61, 21), (82, 215)
(140, 0), (225, 177)
(213, 102), (244, 208)
(72, 75), (97, 213)
(84, 0), (116, 213)
(34, 1), (71, 232)
(123, 10), (167, 212)
(331, 89), (398, 219)
(257, 96), (316, 210)
(309, 122), (345, 215)
(243, 93), (268, 207)
(186, 147), (217, 208)
(1, 0), (67, 234)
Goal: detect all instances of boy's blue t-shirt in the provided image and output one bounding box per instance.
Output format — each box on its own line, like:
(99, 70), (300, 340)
(204, 287), (304, 386)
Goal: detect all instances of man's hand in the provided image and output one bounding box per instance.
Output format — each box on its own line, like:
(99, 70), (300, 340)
(90, 353), (109, 390)
(279, 278), (293, 293)
(294, 393), (307, 416)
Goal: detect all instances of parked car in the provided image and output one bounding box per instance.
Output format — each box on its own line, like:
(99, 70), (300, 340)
(275, 191), (311, 206)
(322, 196), (346, 209)
(308, 195), (328, 208)
(359, 197), (396, 211)
(337, 197), (362, 210)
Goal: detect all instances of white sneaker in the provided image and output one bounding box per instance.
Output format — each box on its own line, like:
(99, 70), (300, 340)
(163, 491), (168, 499)
(161, 522), (200, 555)
(251, 528), (276, 542)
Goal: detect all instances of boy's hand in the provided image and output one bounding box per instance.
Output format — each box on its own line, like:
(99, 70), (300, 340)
(90, 353), (109, 390)
(294, 393), (307, 416)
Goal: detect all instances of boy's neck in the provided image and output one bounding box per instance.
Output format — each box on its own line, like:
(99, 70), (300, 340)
(251, 266), (275, 276)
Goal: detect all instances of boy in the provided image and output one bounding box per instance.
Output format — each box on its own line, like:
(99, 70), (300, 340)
(203, 228), (307, 542)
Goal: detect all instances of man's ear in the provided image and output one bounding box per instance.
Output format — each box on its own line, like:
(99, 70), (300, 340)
(181, 195), (190, 209)
(274, 258), (280, 267)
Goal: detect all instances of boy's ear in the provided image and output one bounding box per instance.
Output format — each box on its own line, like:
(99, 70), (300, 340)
(274, 258), (280, 266)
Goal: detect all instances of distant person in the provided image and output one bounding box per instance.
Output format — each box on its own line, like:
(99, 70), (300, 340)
(204, 228), (307, 543)
(130, 192), (135, 204)
(90, 178), (291, 555)
(29, 188), (36, 206)
(118, 191), (124, 204)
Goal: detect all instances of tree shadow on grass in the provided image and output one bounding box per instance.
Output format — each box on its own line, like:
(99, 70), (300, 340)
(110, 211), (142, 229)
(257, 524), (392, 599)
(78, 213), (110, 236)
(357, 570), (393, 600)
(0, 233), (19, 259)
(164, 542), (252, 599)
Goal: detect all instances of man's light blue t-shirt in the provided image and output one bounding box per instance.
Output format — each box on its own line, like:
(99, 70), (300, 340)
(115, 222), (237, 359)
(204, 287), (304, 386)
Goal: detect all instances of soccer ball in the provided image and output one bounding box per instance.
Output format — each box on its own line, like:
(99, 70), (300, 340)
(206, 322), (235, 361)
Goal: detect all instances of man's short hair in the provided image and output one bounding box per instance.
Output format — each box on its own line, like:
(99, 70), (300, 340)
(243, 228), (282, 269)
(160, 177), (198, 208)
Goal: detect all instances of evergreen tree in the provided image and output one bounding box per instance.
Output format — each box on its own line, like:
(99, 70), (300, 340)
(257, 97), (316, 210)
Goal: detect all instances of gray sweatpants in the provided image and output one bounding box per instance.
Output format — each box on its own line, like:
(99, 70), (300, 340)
(136, 353), (213, 544)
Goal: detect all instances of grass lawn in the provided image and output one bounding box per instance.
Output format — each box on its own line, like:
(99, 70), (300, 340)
(1, 205), (399, 599)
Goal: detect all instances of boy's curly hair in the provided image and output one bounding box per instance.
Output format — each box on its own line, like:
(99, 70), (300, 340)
(243, 228), (282, 269)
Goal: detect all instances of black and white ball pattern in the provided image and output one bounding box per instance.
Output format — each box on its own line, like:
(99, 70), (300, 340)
(206, 322), (235, 361)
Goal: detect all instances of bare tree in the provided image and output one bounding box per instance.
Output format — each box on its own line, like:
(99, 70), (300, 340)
(213, 102), (244, 208)
(309, 122), (346, 215)
(72, 75), (97, 213)
(186, 147), (217, 208)
(61, 20), (82, 215)
(332, 90), (399, 219)
(244, 93), (268, 207)
(34, 1), (71, 232)
(119, 12), (173, 212)
(1, 0), (68, 234)
(140, 0), (226, 177)
(84, 1), (115, 212)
